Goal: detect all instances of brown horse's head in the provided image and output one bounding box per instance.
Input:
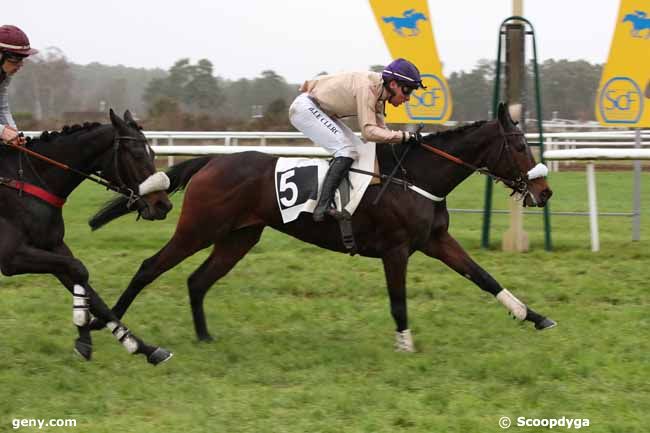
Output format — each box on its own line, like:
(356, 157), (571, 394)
(486, 102), (552, 207)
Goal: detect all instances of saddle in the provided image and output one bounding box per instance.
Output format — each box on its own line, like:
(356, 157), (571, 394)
(274, 143), (378, 255)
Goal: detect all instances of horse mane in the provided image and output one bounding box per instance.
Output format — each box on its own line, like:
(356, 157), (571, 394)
(426, 120), (488, 144)
(25, 122), (103, 144)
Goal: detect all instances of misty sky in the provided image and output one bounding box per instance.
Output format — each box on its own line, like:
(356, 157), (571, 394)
(8, 0), (619, 83)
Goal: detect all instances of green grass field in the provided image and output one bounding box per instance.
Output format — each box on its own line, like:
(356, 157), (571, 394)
(1, 170), (649, 433)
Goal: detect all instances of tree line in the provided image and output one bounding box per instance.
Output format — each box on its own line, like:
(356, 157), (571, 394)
(8, 47), (604, 131)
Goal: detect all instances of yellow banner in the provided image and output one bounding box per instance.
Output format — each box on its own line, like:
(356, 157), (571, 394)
(596, 0), (650, 127)
(369, 0), (452, 124)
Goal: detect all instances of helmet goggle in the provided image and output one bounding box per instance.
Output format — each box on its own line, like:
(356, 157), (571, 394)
(2, 51), (27, 63)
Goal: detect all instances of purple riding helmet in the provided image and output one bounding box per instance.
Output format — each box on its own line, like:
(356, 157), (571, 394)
(382, 58), (426, 89)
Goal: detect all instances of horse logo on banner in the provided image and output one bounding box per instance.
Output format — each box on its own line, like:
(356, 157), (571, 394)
(382, 9), (427, 37)
(623, 10), (650, 38)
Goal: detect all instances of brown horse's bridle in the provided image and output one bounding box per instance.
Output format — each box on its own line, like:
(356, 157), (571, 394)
(419, 124), (531, 196)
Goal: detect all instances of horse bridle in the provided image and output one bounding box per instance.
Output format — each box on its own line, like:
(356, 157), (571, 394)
(419, 123), (534, 197)
(3, 132), (151, 210)
(110, 134), (152, 209)
(485, 125), (531, 196)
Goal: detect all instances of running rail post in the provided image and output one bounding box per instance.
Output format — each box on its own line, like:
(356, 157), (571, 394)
(632, 128), (641, 241)
(586, 162), (600, 252)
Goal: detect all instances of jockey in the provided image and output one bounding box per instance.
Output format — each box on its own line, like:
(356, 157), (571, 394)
(289, 58), (426, 222)
(0, 25), (38, 147)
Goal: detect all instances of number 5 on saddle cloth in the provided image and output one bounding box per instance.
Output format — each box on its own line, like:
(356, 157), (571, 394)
(274, 142), (378, 254)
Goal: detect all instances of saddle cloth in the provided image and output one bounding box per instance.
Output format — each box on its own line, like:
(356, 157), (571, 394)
(274, 142), (376, 223)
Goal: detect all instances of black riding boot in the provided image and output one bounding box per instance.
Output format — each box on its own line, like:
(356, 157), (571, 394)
(313, 156), (354, 222)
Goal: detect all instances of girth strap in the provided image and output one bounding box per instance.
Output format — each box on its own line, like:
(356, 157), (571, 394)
(0, 177), (66, 208)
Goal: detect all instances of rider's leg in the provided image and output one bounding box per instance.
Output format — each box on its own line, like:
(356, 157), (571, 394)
(312, 156), (354, 221)
(288, 94), (362, 221)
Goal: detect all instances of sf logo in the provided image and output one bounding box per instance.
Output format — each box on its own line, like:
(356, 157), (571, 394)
(604, 89), (638, 111)
(408, 87), (443, 108)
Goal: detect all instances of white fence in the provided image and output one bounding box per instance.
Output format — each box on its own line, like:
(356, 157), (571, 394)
(543, 147), (647, 252)
(24, 129), (646, 251)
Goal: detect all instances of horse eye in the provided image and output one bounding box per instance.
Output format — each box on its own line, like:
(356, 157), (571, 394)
(128, 146), (147, 160)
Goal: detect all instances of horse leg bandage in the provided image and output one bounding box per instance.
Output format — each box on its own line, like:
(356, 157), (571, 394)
(72, 284), (90, 326)
(107, 321), (139, 353)
(496, 288), (528, 320)
(394, 329), (415, 352)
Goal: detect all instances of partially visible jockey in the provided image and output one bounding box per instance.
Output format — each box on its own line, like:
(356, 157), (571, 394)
(0, 25), (38, 147)
(289, 58), (426, 222)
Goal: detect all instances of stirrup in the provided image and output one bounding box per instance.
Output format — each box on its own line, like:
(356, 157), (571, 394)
(312, 204), (330, 222)
(330, 209), (357, 255)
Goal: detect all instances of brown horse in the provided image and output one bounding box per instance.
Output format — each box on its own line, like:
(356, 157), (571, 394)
(90, 103), (555, 351)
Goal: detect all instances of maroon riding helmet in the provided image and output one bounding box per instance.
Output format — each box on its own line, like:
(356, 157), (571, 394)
(0, 25), (38, 57)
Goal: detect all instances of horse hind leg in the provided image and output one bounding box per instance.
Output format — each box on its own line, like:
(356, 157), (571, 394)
(188, 225), (264, 342)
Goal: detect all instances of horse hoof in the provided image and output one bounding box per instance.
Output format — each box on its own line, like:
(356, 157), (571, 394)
(147, 347), (173, 366)
(74, 339), (93, 361)
(535, 317), (557, 330)
(197, 334), (215, 343)
(88, 317), (106, 331)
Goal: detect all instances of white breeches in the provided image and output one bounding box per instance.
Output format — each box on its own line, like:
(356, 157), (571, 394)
(289, 93), (362, 160)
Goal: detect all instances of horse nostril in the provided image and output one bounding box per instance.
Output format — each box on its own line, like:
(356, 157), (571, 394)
(156, 201), (173, 214)
(541, 188), (553, 202)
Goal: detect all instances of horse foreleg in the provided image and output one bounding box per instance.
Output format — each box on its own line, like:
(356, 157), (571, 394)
(92, 231), (211, 329)
(382, 246), (415, 352)
(420, 232), (556, 330)
(53, 273), (93, 360)
(1, 241), (96, 359)
(18, 242), (173, 365)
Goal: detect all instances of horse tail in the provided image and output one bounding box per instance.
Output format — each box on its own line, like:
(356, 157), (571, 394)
(165, 156), (212, 194)
(89, 156), (213, 231)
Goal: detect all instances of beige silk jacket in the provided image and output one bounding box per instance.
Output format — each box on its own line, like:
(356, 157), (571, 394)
(299, 71), (404, 144)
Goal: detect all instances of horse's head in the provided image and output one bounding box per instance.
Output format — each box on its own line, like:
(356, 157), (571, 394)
(106, 109), (172, 220)
(485, 102), (552, 207)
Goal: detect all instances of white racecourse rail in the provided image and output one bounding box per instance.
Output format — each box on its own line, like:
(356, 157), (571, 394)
(543, 148), (648, 252)
(24, 129), (647, 251)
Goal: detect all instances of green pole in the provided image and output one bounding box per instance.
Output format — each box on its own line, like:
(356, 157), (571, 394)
(482, 16), (553, 251)
(481, 24), (504, 249)
(526, 19), (553, 251)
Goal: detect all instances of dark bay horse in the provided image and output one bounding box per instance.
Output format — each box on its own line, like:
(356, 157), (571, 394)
(0, 110), (174, 364)
(90, 103), (556, 352)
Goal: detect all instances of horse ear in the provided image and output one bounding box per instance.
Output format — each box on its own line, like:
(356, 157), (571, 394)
(498, 101), (517, 129)
(123, 110), (136, 125)
(109, 108), (127, 130)
(497, 101), (507, 124)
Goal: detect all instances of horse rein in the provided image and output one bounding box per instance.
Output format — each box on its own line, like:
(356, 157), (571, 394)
(2, 134), (146, 208)
(419, 126), (534, 197)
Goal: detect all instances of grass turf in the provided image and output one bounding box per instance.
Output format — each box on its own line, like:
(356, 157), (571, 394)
(1, 170), (649, 432)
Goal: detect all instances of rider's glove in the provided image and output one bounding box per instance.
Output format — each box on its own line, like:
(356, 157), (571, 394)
(1, 126), (25, 145)
(405, 131), (423, 146)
